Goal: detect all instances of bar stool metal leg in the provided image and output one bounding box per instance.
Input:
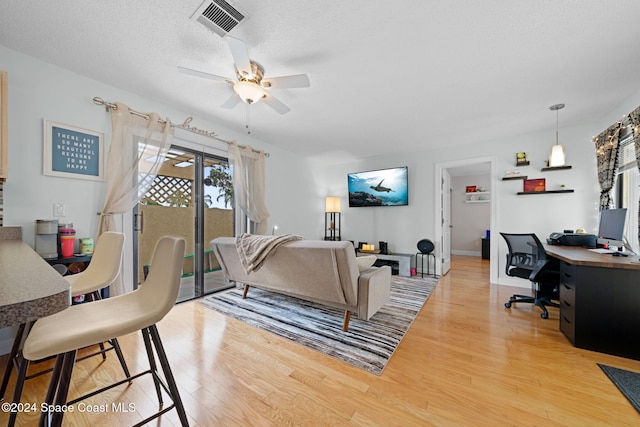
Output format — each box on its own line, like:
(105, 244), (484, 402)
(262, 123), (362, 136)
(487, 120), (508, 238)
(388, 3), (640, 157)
(0, 322), (27, 401)
(148, 324), (189, 427)
(46, 350), (77, 427)
(142, 326), (164, 405)
(7, 355), (29, 427)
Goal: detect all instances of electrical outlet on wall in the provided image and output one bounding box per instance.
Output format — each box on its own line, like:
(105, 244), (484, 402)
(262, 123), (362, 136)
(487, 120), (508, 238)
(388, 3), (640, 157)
(53, 203), (66, 217)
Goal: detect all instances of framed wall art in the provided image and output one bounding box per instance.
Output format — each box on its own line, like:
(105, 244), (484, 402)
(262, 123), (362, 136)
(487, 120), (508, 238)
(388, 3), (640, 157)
(43, 119), (105, 181)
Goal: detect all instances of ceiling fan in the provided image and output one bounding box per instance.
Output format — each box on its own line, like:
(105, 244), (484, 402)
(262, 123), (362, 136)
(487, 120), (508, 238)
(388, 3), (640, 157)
(178, 36), (310, 114)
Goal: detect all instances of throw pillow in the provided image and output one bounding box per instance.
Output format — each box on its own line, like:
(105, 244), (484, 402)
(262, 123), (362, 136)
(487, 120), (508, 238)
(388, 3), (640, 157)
(356, 255), (377, 272)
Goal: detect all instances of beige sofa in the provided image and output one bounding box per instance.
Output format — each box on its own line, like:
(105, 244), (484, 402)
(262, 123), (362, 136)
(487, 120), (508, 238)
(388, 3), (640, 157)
(210, 237), (392, 331)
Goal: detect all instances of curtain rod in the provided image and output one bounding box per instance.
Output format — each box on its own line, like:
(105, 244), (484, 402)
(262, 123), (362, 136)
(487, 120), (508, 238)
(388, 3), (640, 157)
(92, 97), (269, 157)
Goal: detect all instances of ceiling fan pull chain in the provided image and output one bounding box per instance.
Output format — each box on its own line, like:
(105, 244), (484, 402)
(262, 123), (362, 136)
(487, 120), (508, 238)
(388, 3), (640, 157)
(246, 103), (251, 135)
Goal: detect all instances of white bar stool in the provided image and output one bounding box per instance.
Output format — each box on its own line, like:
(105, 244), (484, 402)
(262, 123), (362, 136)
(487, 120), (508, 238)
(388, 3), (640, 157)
(64, 232), (130, 375)
(0, 232), (130, 401)
(9, 236), (188, 427)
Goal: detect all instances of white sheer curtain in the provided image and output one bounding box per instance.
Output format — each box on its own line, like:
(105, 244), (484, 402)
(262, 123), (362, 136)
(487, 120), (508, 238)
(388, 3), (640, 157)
(98, 102), (173, 295)
(228, 142), (270, 235)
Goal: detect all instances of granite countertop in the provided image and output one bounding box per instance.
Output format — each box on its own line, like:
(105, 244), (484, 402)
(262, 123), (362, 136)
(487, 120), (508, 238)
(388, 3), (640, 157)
(0, 240), (71, 328)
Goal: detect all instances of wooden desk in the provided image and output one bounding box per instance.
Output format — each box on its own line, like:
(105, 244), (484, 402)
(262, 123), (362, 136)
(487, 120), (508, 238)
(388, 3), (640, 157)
(544, 244), (640, 360)
(0, 240), (71, 329)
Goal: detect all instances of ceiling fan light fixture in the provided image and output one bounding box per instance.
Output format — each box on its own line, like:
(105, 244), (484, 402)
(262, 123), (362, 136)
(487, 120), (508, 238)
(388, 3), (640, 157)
(233, 80), (266, 104)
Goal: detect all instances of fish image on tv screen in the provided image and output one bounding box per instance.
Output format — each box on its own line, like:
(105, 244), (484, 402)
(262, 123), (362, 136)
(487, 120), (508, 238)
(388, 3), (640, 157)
(348, 166), (408, 207)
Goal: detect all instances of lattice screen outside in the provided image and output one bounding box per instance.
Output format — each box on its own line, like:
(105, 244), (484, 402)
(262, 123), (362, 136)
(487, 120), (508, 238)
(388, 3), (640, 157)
(142, 175), (193, 207)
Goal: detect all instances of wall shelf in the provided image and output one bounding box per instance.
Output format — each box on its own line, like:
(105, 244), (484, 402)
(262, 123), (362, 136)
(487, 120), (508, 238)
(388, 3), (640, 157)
(541, 165), (572, 172)
(465, 191), (490, 203)
(517, 189), (574, 195)
(502, 176), (527, 181)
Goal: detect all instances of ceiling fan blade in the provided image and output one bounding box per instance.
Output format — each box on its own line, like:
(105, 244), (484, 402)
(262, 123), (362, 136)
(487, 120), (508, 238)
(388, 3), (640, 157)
(262, 74), (310, 89)
(177, 66), (233, 84)
(262, 93), (291, 115)
(221, 93), (242, 109)
(223, 35), (252, 79)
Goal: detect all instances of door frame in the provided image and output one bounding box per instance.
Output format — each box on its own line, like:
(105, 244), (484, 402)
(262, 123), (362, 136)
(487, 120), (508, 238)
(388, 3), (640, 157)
(130, 127), (232, 295)
(440, 168), (452, 275)
(434, 156), (498, 283)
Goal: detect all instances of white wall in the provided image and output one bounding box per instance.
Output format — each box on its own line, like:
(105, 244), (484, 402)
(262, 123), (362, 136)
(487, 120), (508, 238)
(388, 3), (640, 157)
(0, 45), (318, 352)
(318, 90), (640, 288)
(452, 174), (490, 255)
(0, 44), (321, 239)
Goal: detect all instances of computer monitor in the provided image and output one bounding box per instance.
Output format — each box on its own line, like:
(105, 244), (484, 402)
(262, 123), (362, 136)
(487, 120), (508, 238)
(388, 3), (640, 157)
(597, 208), (627, 249)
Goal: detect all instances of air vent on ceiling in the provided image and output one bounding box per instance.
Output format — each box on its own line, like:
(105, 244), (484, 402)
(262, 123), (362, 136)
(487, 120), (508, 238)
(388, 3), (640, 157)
(191, 0), (248, 37)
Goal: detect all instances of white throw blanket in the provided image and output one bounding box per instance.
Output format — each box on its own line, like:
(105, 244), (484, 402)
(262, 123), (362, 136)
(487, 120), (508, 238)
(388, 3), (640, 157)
(235, 233), (303, 273)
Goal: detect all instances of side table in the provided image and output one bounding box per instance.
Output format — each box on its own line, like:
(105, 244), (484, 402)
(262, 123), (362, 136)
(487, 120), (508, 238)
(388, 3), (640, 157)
(416, 251), (437, 278)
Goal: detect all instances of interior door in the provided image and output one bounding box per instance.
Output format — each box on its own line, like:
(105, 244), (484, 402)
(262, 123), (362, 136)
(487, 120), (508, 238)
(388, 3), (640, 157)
(441, 169), (452, 275)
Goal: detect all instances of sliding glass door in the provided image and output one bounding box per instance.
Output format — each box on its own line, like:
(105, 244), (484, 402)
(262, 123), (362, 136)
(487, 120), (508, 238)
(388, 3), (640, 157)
(134, 146), (233, 302)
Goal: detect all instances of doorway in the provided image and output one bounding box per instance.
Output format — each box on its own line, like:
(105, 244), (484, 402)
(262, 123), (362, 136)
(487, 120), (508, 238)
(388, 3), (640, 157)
(134, 146), (234, 302)
(435, 157), (497, 283)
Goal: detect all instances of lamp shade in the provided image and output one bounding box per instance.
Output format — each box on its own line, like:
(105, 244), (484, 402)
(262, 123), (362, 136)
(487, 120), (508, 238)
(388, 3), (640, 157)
(233, 81), (266, 104)
(549, 144), (566, 167)
(325, 196), (341, 213)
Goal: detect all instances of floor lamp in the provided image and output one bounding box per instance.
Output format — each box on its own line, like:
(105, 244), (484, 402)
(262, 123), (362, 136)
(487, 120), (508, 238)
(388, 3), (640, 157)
(324, 196), (341, 241)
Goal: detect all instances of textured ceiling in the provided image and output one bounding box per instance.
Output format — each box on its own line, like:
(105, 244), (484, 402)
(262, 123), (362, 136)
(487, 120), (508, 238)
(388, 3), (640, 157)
(2, 1), (640, 164)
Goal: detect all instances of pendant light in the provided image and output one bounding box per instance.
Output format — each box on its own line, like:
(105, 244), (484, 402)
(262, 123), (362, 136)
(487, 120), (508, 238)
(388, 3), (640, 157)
(549, 103), (566, 167)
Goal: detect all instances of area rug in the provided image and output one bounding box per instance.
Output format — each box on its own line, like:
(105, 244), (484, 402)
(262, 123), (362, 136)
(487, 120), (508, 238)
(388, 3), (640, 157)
(599, 364), (640, 413)
(200, 275), (438, 375)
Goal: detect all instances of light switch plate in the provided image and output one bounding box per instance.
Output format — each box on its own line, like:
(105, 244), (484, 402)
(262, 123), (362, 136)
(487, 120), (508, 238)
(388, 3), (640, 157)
(53, 203), (66, 217)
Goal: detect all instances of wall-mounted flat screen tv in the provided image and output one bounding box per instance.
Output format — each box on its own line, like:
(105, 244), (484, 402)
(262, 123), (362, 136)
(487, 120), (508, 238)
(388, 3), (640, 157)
(348, 166), (408, 207)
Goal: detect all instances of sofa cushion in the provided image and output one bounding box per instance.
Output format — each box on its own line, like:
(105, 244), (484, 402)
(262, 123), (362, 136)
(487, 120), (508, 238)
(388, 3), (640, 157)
(356, 255), (377, 272)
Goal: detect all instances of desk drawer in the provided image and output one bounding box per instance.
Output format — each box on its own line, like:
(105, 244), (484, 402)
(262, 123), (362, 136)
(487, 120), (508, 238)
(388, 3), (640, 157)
(560, 298), (575, 322)
(558, 267), (576, 346)
(560, 261), (576, 285)
(560, 311), (576, 344)
(559, 282), (575, 307)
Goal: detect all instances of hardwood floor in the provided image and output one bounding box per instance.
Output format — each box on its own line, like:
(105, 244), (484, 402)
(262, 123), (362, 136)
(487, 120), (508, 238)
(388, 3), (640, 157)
(2, 255), (640, 426)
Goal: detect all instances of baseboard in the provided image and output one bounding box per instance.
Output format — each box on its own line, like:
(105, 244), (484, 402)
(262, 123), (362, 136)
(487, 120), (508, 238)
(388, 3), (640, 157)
(451, 250), (481, 257)
(495, 277), (531, 289)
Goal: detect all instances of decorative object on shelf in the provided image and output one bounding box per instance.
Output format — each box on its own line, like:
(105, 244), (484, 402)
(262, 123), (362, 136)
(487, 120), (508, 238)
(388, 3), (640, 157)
(523, 178), (546, 193)
(465, 185), (477, 193)
(502, 170), (527, 180)
(43, 119), (105, 181)
(516, 152), (529, 166)
(359, 243), (380, 253)
(548, 104), (566, 167)
(324, 196), (341, 241)
(503, 170), (522, 178)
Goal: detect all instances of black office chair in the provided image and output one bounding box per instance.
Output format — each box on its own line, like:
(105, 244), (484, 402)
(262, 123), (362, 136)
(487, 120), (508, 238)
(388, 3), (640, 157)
(500, 233), (560, 319)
